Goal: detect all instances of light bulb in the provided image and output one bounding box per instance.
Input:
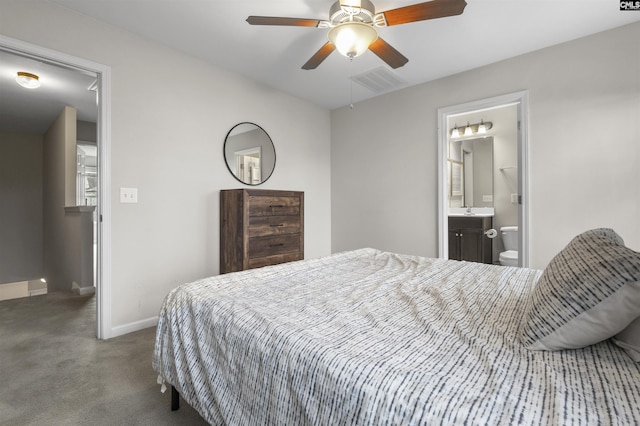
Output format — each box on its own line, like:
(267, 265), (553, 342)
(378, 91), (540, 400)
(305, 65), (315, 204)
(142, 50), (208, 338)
(16, 71), (40, 89)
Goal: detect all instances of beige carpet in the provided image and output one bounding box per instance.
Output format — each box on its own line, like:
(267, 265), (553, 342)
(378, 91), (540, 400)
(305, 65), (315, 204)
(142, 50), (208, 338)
(0, 292), (209, 425)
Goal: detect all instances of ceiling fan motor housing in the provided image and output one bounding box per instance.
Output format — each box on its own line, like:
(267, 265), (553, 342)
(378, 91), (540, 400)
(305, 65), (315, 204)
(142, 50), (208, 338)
(329, 0), (376, 25)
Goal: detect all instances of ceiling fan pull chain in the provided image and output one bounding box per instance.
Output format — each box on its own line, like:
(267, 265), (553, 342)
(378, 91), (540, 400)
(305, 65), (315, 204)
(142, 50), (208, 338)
(350, 58), (354, 109)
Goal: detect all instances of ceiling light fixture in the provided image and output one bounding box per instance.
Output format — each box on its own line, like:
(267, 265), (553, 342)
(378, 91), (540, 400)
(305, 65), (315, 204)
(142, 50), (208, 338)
(450, 120), (493, 139)
(16, 71), (41, 89)
(326, 0), (379, 60)
(328, 22), (378, 59)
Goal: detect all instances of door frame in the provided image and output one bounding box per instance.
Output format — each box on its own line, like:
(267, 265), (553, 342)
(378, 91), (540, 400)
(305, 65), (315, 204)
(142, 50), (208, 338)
(437, 91), (530, 267)
(0, 34), (113, 339)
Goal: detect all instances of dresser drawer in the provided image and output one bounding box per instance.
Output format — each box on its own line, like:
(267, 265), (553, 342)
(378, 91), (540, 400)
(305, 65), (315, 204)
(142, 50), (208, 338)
(248, 252), (302, 269)
(248, 196), (300, 217)
(248, 234), (301, 259)
(248, 215), (301, 237)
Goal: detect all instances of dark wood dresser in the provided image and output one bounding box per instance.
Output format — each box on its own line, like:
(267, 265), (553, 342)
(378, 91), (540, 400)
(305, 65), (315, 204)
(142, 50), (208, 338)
(220, 189), (304, 273)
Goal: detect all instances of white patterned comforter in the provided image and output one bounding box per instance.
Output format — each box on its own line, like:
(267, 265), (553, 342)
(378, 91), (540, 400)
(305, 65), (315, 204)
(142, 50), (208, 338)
(153, 248), (640, 425)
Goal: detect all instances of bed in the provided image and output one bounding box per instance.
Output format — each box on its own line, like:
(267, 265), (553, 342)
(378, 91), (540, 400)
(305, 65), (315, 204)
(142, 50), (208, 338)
(153, 229), (640, 425)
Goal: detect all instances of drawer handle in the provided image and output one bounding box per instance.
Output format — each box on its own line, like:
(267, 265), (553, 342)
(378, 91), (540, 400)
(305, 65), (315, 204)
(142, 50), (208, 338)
(270, 223), (285, 227)
(269, 243), (285, 248)
(269, 204), (284, 208)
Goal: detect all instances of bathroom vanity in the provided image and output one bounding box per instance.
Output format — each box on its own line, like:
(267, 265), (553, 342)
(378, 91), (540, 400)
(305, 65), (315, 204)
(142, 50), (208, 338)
(448, 215), (493, 264)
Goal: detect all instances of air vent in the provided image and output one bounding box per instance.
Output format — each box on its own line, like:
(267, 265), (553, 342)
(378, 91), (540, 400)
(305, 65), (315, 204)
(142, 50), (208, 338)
(351, 66), (407, 93)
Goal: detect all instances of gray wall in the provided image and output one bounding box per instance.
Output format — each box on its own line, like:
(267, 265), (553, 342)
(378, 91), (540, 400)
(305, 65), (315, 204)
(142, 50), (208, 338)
(43, 106), (77, 292)
(331, 22), (640, 269)
(77, 120), (96, 143)
(0, 130), (43, 284)
(2, 1), (332, 332)
(490, 106), (519, 257)
(63, 207), (95, 290)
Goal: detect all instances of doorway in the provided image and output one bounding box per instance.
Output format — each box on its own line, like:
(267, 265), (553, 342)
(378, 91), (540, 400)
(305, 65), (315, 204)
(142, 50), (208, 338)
(0, 34), (112, 339)
(437, 91), (529, 267)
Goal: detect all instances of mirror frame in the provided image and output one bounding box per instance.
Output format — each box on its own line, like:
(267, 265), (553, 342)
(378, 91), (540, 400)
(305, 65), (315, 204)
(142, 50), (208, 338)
(223, 122), (276, 186)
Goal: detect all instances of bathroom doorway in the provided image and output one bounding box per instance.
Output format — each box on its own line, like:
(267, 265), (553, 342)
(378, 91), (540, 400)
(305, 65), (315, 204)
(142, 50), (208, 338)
(437, 91), (529, 267)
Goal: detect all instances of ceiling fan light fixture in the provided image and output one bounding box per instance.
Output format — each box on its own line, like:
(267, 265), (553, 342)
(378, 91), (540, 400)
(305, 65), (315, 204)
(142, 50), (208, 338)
(328, 22), (378, 59)
(16, 71), (40, 89)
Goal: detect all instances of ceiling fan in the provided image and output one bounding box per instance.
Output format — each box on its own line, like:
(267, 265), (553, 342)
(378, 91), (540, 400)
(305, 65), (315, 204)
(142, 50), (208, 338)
(247, 0), (467, 70)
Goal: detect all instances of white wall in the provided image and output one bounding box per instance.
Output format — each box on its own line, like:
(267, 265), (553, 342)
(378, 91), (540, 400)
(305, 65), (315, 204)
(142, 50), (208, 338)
(1, 1), (331, 332)
(332, 22), (640, 270)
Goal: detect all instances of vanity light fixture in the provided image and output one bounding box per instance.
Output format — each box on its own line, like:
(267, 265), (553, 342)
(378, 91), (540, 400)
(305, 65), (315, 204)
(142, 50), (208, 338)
(464, 122), (473, 137)
(16, 71), (41, 89)
(477, 119), (488, 134)
(450, 120), (493, 139)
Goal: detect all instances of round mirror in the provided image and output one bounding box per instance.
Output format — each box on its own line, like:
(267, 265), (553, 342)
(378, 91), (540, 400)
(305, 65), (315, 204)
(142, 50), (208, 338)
(223, 122), (276, 185)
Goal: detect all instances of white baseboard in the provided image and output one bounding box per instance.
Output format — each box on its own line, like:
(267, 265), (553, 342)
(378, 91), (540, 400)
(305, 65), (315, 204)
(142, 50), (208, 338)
(0, 281), (29, 301)
(73, 286), (95, 296)
(29, 288), (48, 296)
(71, 281), (95, 295)
(110, 316), (158, 338)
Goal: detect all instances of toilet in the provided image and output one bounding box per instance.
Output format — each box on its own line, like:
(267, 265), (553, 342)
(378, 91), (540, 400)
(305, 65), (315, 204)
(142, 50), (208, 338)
(499, 226), (519, 266)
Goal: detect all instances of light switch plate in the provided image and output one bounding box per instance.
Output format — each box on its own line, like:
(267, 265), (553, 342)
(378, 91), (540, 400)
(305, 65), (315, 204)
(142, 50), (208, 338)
(120, 187), (138, 203)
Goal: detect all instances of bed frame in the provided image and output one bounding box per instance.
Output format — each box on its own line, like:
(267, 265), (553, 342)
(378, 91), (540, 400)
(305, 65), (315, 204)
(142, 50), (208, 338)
(171, 386), (180, 411)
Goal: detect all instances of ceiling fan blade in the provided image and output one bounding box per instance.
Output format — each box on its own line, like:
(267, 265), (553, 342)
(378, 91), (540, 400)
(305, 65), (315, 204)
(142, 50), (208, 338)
(302, 42), (336, 70)
(382, 0), (467, 26)
(368, 38), (409, 69)
(246, 16), (322, 27)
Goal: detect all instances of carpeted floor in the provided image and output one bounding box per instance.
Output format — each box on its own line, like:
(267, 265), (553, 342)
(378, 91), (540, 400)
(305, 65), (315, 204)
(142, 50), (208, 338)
(0, 292), (209, 425)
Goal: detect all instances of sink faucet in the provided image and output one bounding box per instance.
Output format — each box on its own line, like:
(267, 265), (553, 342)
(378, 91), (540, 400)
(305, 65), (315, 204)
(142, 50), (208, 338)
(466, 206), (472, 213)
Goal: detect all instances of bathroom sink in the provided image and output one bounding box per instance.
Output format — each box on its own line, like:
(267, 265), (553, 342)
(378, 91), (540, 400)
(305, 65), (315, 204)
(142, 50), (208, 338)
(448, 207), (494, 217)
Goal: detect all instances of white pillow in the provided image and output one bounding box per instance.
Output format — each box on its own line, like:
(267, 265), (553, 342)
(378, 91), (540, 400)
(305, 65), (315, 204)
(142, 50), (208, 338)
(613, 316), (640, 361)
(520, 228), (640, 351)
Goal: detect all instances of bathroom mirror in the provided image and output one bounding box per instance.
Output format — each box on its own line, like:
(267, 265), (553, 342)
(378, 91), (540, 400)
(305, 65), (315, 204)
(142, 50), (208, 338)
(448, 137), (493, 208)
(224, 122), (276, 185)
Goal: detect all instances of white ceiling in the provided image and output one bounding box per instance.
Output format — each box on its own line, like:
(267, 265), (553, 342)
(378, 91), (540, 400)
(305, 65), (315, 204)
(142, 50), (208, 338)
(1, 0), (639, 133)
(0, 48), (98, 133)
